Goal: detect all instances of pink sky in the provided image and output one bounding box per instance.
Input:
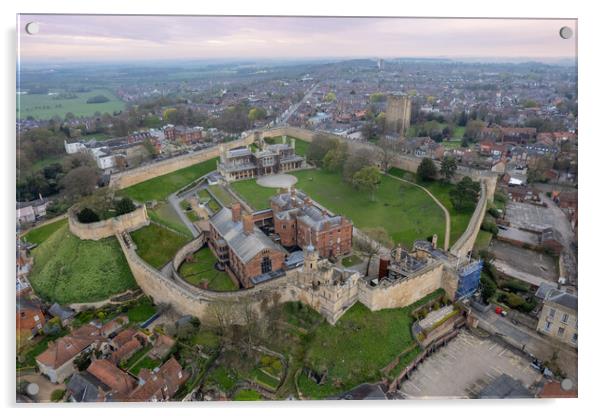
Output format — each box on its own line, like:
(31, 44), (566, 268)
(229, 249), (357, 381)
(17, 15), (577, 61)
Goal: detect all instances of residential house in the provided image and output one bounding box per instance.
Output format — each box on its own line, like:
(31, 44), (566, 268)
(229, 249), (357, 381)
(87, 359), (137, 396)
(536, 290), (577, 347)
(17, 298), (46, 340)
(148, 334), (176, 360)
(17, 198), (48, 224)
(48, 303), (76, 326)
(36, 324), (108, 383)
(67, 371), (113, 402)
(127, 357), (189, 402)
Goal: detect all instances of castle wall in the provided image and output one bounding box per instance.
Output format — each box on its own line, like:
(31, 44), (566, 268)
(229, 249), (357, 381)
(449, 181), (489, 258)
(359, 262), (450, 311)
(109, 136), (254, 190)
(68, 205), (150, 241)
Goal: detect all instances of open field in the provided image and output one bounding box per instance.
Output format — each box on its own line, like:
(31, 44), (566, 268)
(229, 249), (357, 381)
(121, 157), (218, 202)
(299, 289), (444, 398)
(130, 223), (190, 269)
(17, 89), (124, 120)
(28, 225), (137, 303)
(22, 218), (68, 245)
(178, 248), (238, 291)
(388, 168), (473, 245)
(231, 169), (446, 247)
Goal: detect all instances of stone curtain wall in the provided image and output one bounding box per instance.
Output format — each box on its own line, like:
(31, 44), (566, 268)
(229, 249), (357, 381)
(109, 135), (254, 190)
(68, 205), (150, 241)
(449, 181), (488, 258)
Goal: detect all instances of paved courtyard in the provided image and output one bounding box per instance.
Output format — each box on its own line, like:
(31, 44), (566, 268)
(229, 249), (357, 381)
(256, 174), (298, 189)
(398, 330), (542, 399)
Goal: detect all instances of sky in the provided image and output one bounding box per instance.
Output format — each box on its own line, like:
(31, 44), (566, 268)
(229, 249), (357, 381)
(17, 15), (577, 63)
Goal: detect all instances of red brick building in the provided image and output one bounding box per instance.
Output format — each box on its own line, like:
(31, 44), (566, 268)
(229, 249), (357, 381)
(271, 188), (353, 259)
(208, 203), (287, 288)
(163, 125), (204, 145)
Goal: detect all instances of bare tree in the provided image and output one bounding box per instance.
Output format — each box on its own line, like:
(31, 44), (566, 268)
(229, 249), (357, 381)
(354, 227), (393, 275)
(376, 137), (399, 172)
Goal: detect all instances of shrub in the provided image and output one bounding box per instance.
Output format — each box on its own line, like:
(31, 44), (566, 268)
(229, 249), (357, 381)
(114, 197), (136, 216)
(51, 389), (66, 402)
(481, 220), (499, 236)
(487, 207), (501, 218)
(503, 292), (526, 309)
(77, 207), (100, 223)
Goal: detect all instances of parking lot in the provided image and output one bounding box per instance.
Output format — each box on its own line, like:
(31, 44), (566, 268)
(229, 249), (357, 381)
(397, 330), (542, 399)
(504, 201), (573, 245)
(490, 240), (558, 285)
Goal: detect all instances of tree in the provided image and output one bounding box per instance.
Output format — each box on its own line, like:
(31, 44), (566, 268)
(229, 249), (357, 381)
(416, 158), (438, 181)
(464, 120), (486, 141)
(307, 134), (339, 166)
(343, 147), (376, 182)
(324, 92), (336, 102)
(322, 141), (348, 173)
(114, 197), (136, 216)
(77, 207), (100, 223)
(439, 156), (458, 181)
(376, 137), (398, 172)
(248, 107), (267, 123)
(352, 166), (381, 201)
(60, 166), (98, 198)
(481, 275), (497, 304)
(449, 176), (480, 212)
(51, 389), (66, 403)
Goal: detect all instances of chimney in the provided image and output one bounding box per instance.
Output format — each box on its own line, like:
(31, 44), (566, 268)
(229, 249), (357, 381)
(432, 234), (438, 250)
(231, 203), (242, 222)
(303, 197), (312, 207)
(243, 214), (254, 235)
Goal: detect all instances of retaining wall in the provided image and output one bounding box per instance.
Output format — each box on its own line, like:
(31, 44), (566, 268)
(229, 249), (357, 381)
(68, 205), (150, 241)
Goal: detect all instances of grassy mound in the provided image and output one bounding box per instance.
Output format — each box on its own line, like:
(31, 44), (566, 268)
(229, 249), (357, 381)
(28, 225), (137, 303)
(22, 218), (68, 245)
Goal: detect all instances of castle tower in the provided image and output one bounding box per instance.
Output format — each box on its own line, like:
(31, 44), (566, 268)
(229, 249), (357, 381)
(385, 95), (411, 137)
(304, 243), (319, 272)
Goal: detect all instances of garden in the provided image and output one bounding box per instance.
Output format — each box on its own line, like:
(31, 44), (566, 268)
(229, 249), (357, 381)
(178, 248), (238, 291)
(130, 223), (190, 269)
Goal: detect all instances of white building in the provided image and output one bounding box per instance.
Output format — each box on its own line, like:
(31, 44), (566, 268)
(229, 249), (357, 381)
(64, 140), (86, 154)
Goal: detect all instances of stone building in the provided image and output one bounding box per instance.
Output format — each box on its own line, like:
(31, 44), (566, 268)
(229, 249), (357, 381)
(271, 188), (353, 259)
(537, 289), (577, 347)
(217, 139), (305, 182)
(208, 203), (287, 288)
(295, 244), (361, 324)
(385, 94), (411, 136)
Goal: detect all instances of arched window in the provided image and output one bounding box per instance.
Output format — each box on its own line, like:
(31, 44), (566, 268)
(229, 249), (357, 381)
(261, 256), (272, 274)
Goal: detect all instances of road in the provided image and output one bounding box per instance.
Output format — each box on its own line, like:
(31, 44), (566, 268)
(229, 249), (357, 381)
(386, 173), (451, 251)
(167, 192), (200, 238)
(278, 83), (319, 125)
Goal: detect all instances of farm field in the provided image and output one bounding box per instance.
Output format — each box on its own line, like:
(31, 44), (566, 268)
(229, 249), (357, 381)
(130, 223), (190, 269)
(121, 158), (218, 202)
(178, 248), (238, 291)
(28, 225), (137, 303)
(231, 168), (446, 247)
(17, 89), (124, 120)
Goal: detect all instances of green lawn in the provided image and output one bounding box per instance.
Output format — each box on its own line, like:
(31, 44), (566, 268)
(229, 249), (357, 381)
(474, 230), (493, 252)
(178, 248), (238, 291)
(126, 296), (156, 323)
(79, 132), (111, 142)
(232, 169), (446, 247)
(22, 218), (68, 245)
(148, 202), (193, 237)
(190, 329), (221, 350)
(250, 367), (280, 391)
(198, 189), (221, 213)
(122, 344), (152, 370)
(28, 225), (137, 303)
(208, 185), (237, 207)
(388, 167), (473, 246)
(341, 254), (362, 268)
(207, 365), (237, 392)
(130, 355), (161, 375)
(300, 289), (443, 399)
(233, 389), (262, 401)
(121, 157), (218, 202)
(130, 223), (190, 269)
(17, 89), (124, 120)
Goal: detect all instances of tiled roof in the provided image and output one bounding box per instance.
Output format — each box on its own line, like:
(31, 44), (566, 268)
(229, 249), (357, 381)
(36, 324), (106, 369)
(87, 359), (136, 395)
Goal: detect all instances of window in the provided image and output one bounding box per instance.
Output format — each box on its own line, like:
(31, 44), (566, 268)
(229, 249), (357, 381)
(548, 308), (556, 319)
(261, 256), (272, 274)
(544, 321), (552, 332)
(561, 313), (569, 324)
(557, 327), (565, 337)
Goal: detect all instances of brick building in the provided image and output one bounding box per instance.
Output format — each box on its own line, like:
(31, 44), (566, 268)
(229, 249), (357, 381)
(208, 203), (287, 288)
(270, 188), (353, 259)
(163, 125), (204, 145)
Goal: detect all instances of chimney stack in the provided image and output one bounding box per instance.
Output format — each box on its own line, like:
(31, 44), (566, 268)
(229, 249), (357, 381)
(432, 234), (438, 250)
(231, 203), (242, 223)
(243, 214), (254, 235)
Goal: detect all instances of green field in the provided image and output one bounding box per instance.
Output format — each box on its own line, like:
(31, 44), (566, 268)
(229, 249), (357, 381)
(233, 389), (262, 401)
(208, 185), (237, 207)
(474, 230), (493, 252)
(388, 168), (473, 245)
(127, 296), (157, 323)
(130, 223), (190, 269)
(148, 202), (193, 237)
(178, 248), (238, 291)
(22, 218), (68, 245)
(18, 89), (125, 120)
(28, 225), (137, 303)
(232, 169), (446, 247)
(121, 157), (218, 202)
(299, 289), (443, 399)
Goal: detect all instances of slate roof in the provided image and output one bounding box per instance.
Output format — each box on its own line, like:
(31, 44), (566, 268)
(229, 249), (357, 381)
(48, 303), (76, 321)
(67, 371), (111, 402)
(546, 289), (578, 312)
(210, 207), (285, 263)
